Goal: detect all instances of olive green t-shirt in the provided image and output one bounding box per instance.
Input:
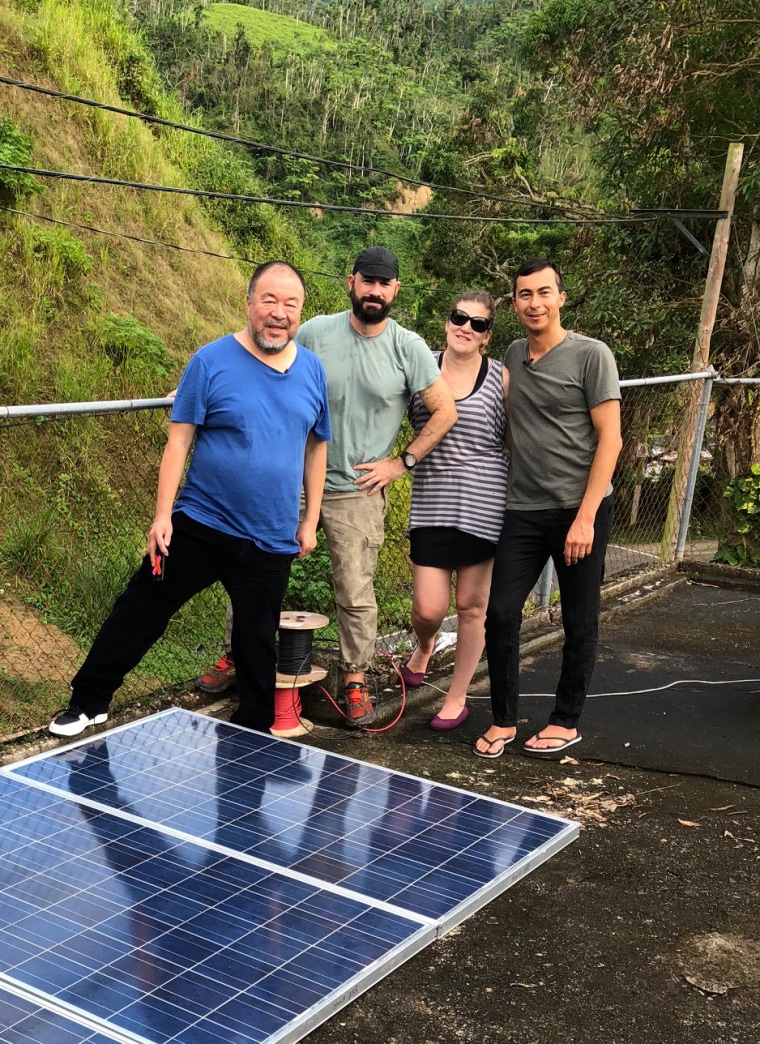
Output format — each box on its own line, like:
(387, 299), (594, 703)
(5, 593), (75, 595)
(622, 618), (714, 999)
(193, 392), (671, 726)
(297, 311), (440, 492)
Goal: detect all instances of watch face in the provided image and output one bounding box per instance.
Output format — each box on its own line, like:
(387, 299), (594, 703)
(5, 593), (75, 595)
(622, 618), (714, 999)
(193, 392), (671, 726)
(403, 452), (417, 469)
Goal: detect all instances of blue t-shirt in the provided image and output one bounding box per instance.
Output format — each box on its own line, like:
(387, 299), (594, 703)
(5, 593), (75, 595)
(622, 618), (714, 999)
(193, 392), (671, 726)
(171, 333), (331, 554)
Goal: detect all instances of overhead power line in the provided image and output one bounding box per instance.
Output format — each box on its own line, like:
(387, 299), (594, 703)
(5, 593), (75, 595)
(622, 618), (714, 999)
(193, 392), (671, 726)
(0, 203), (287, 267)
(0, 164), (651, 225)
(0, 75), (606, 218)
(0, 204), (440, 290)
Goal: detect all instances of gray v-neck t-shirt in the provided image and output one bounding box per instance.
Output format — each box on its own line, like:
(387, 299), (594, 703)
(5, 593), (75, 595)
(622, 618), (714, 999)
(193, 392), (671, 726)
(504, 331), (620, 510)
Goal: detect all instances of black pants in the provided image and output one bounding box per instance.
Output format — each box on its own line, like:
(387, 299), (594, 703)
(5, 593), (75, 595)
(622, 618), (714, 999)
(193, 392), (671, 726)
(71, 512), (294, 731)
(485, 495), (614, 730)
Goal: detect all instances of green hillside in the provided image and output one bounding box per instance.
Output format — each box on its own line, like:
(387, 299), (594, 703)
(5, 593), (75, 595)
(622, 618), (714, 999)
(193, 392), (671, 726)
(205, 2), (336, 55)
(0, 0), (350, 409)
(0, 0), (347, 734)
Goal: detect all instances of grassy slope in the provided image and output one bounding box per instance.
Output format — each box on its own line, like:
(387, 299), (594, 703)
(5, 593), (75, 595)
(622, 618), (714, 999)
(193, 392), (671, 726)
(0, 0), (351, 404)
(0, 0), (343, 734)
(1, 0), (259, 405)
(205, 3), (336, 54)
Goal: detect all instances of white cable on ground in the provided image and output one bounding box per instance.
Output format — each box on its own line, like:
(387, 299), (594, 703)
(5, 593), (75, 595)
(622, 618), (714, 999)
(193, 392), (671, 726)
(423, 677), (760, 700)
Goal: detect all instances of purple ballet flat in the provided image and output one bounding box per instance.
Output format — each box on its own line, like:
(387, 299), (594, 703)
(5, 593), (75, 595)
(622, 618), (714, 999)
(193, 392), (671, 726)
(400, 664), (427, 689)
(429, 706), (469, 731)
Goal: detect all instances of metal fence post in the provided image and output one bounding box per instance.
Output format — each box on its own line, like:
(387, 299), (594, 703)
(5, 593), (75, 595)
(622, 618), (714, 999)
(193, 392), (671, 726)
(675, 370), (715, 562)
(538, 559), (553, 610)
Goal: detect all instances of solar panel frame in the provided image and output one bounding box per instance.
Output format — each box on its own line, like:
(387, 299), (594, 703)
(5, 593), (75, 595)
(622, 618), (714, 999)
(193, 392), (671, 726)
(0, 978), (147, 1044)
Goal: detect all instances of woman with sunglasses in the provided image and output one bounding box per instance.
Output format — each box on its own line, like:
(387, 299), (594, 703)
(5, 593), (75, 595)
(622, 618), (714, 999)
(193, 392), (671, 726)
(402, 291), (508, 729)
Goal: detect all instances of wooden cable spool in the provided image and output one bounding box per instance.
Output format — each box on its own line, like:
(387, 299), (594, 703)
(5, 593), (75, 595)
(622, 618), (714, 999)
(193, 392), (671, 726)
(271, 611), (329, 737)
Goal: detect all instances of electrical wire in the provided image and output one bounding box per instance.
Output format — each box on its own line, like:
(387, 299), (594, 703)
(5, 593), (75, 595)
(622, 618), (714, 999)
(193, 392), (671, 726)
(421, 676), (760, 700)
(509, 677), (760, 699)
(310, 666), (760, 720)
(0, 204), (444, 291)
(359, 649), (408, 734)
(277, 651), (317, 736)
(0, 164), (650, 225)
(277, 630), (315, 676)
(0, 75), (610, 217)
(308, 645), (408, 733)
(0, 203), (336, 279)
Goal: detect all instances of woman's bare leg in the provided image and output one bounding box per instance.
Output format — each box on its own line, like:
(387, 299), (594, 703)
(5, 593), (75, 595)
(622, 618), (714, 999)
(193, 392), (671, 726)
(436, 558), (493, 719)
(406, 565), (452, 675)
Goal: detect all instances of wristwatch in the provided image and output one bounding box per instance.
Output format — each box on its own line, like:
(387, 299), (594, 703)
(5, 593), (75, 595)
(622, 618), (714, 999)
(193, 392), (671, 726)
(401, 450), (417, 470)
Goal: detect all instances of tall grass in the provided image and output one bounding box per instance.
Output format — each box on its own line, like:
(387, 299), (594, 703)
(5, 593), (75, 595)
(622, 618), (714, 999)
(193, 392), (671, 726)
(0, 320), (42, 402)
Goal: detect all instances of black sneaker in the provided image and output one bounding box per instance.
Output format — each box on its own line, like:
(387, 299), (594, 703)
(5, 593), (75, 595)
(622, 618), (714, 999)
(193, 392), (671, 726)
(49, 704), (108, 738)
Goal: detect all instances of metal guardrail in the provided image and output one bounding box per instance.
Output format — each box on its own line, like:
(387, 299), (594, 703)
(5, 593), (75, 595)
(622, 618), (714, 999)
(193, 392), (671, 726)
(1, 372), (757, 731)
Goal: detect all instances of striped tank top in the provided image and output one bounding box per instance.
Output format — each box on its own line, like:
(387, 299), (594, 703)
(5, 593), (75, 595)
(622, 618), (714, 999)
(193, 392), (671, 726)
(408, 353), (508, 543)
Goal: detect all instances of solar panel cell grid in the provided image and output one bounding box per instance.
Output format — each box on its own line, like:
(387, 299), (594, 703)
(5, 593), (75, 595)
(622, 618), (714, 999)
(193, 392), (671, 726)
(0, 983), (116, 1044)
(0, 708), (577, 1043)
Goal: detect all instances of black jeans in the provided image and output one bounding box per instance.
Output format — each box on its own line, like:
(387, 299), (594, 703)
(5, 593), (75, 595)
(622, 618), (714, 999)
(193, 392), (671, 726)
(485, 495), (614, 730)
(71, 512), (294, 730)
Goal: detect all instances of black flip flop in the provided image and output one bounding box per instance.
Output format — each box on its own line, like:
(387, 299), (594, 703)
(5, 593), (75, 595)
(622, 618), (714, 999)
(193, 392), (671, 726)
(522, 733), (582, 757)
(473, 734), (515, 759)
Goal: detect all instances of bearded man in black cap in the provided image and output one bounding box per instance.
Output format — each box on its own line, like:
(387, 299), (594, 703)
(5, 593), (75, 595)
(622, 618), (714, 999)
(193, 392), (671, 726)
(201, 246), (456, 726)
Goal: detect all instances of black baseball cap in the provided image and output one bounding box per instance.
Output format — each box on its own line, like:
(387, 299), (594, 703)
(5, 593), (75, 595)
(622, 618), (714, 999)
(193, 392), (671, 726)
(352, 246), (399, 279)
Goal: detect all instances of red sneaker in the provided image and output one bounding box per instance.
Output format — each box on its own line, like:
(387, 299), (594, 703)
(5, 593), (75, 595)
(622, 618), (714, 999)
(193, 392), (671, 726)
(196, 656), (236, 694)
(343, 682), (376, 727)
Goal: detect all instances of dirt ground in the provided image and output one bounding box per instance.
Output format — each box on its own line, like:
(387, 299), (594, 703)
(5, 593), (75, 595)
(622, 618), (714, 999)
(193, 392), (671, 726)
(291, 718), (759, 1044)
(290, 574), (760, 1044)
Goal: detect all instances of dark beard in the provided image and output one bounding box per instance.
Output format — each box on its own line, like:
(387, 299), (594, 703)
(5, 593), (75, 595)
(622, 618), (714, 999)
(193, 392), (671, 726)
(350, 291), (392, 325)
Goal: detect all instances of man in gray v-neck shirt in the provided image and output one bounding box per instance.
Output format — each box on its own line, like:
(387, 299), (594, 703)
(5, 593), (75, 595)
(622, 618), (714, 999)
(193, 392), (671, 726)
(475, 257), (622, 761)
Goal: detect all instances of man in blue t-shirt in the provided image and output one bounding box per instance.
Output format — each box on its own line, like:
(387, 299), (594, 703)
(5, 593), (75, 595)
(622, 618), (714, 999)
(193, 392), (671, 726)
(50, 261), (331, 738)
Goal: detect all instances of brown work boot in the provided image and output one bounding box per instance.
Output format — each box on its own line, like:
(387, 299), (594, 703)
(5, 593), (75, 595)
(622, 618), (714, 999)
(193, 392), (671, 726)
(343, 682), (376, 727)
(196, 656), (236, 694)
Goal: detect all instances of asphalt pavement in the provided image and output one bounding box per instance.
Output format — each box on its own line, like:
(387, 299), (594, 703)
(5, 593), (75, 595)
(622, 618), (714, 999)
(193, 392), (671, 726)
(489, 579), (760, 786)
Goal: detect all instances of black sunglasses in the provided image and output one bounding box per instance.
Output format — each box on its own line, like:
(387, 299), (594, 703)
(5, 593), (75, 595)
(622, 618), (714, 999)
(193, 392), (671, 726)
(448, 308), (492, 334)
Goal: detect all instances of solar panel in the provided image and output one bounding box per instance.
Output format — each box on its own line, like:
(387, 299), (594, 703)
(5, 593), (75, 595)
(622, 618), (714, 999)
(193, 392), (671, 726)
(1, 708), (577, 1043)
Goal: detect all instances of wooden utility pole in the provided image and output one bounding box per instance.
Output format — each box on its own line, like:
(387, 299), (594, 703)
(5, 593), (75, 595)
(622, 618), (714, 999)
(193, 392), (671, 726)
(692, 142), (744, 369)
(661, 141), (744, 561)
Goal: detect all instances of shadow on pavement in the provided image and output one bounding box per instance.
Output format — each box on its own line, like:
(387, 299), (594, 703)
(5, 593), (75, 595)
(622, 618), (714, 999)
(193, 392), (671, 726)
(504, 581), (760, 786)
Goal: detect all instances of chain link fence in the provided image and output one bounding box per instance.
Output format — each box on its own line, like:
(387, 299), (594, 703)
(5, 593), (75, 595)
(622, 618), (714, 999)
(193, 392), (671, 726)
(1, 374), (758, 736)
(531, 373), (759, 600)
(615, 373), (760, 570)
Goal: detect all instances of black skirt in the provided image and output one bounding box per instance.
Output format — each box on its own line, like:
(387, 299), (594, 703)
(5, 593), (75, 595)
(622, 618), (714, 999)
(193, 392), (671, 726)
(409, 526), (497, 569)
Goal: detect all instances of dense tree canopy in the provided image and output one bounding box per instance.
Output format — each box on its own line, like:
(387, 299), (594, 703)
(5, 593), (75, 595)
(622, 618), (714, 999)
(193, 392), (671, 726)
(516, 0), (759, 378)
(129, 0), (758, 385)
(521, 0), (759, 206)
